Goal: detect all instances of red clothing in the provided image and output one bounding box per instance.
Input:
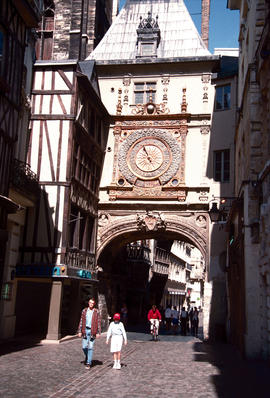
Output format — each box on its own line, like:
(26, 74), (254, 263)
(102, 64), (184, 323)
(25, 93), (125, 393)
(77, 307), (101, 336)
(148, 309), (162, 321)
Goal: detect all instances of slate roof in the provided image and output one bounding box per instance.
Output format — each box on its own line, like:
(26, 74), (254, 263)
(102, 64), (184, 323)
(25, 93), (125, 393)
(87, 0), (211, 62)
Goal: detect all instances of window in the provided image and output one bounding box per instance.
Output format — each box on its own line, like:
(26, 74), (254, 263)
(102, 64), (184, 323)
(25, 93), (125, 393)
(141, 42), (154, 56)
(134, 82), (156, 104)
(214, 149), (230, 182)
(215, 85), (231, 110)
(35, 8), (54, 60)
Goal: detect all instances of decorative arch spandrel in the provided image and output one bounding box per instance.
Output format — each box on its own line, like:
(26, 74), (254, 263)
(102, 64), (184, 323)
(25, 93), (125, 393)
(97, 211), (209, 266)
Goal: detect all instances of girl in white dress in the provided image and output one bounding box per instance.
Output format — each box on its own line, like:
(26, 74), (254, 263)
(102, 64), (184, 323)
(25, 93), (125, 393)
(106, 313), (127, 369)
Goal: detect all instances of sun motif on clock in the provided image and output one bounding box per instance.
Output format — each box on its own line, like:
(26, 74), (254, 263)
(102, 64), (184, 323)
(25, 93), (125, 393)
(127, 137), (171, 180)
(118, 129), (181, 185)
(135, 145), (163, 172)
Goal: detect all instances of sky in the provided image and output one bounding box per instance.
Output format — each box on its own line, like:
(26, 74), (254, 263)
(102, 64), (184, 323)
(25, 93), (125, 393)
(119, 0), (240, 54)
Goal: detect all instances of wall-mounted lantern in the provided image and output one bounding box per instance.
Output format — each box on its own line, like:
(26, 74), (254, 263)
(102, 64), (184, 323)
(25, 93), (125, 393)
(208, 197), (237, 223)
(208, 202), (221, 223)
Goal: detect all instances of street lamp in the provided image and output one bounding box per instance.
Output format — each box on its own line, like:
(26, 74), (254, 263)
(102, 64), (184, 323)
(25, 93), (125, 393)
(208, 202), (221, 223)
(208, 197), (238, 223)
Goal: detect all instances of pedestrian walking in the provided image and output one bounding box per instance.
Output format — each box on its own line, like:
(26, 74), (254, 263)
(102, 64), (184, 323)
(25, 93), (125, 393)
(106, 313), (127, 369)
(180, 306), (188, 335)
(192, 307), (199, 337)
(120, 303), (128, 328)
(77, 297), (101, 369)
(165, 305), (172, 331)
(189, 307), (194, 335)
(171, 306), (179, 334)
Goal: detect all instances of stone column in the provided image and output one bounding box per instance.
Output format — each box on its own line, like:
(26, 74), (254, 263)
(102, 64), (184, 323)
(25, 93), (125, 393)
(202, 280), (212, 340)
(46, 280), (63, 340)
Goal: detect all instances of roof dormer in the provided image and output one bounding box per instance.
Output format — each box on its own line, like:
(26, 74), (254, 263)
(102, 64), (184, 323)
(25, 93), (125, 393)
(136, 11), (160, 59)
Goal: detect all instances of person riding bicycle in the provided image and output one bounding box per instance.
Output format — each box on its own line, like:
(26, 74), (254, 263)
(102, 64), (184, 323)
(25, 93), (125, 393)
(147, 305), (162, 338)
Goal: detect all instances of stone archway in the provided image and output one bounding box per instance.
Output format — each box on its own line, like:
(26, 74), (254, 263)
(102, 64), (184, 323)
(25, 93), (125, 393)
(97, 210), (209, 264)
(96, 209), (210, 334)
(96, 209), (209, 331)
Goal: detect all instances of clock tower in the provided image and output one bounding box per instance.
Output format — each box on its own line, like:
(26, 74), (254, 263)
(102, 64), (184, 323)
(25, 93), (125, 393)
(86, 0), (236, 341)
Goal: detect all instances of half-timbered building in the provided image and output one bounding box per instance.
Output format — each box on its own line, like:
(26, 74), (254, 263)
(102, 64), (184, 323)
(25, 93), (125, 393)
(14, 60), (110, 339)
(0, 0), (43, 339)
(1, 0), (113, 341)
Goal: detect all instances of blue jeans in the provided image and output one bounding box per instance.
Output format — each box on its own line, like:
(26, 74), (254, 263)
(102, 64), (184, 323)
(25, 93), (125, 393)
(82, 329), (95, 365)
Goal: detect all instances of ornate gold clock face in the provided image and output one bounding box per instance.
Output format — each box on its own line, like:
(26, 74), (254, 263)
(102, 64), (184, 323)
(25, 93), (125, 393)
(136, 145), (163, 172)
(118, 129), (181, 185)
(127, 137), (171, 180)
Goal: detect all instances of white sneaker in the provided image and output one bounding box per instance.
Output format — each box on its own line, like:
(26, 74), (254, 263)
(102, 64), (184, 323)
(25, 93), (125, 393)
(113, 362), (117, 369)
(116, 362), (121, 369)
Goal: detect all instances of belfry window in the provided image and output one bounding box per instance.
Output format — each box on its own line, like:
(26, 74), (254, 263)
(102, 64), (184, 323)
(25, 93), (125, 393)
(134, 82), (156, 104)
(141, 42), (154, 57)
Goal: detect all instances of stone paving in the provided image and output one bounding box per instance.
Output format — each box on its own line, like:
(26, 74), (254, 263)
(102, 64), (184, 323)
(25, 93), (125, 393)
(0, 329), (270, 398)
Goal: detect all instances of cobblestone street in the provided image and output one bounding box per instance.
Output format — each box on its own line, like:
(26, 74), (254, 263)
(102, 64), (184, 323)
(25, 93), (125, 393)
(1, 329), (270, 398)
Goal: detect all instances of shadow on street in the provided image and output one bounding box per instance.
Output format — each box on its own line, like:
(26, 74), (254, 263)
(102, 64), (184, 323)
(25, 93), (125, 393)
(193, 341), (270, 398)
(0, 334), (44, 356)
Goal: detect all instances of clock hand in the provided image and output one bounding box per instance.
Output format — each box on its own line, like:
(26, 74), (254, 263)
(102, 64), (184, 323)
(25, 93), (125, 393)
(143, 146), (149, 156)
(143, 146), (153, 162)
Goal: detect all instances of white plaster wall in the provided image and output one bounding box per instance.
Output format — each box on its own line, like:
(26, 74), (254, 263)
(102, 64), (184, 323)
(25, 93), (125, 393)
(99, 74), (215, 117)
(29, 120), (40, 175)
(33, 70), (43, 90)
(44, 71), (52, 90)
(185, 128), (205, 187)
(55, 71), (73, 90)
(38, 120), (70, 182)
(100, 126), (115, 187)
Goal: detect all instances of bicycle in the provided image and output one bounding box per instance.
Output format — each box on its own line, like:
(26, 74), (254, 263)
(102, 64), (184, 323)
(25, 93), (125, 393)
(150, 319), (159, 341)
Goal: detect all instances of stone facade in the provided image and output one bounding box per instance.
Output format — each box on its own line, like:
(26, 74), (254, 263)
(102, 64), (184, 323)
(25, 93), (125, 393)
(36, 0), (113, 60)
(91, 0), (238, 339)
(228, 0), (270, 359)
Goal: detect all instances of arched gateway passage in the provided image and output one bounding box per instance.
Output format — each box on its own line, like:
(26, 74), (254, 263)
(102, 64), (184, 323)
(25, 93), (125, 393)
(96, 210), (209, 326)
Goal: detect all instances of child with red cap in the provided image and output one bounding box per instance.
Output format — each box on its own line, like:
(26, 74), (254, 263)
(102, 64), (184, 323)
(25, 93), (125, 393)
(106, 313), (127, 369)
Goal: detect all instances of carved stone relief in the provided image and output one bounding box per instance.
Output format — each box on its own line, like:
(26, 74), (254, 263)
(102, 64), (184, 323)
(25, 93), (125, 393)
(136, 211), (166, 231)
(131, 102), (170, 115)
(201, 73), (210, 104)
(110, 119), (188, 200)
(118, 128), (181, 185)
(96, 211), (209, 263)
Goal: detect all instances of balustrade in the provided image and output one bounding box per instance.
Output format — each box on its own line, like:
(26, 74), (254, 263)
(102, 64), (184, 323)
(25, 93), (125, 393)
(11, 159), (39, 194)
(152, 247), (170, 275)
(64, 248), (96, 271)
(126, 243), (151, 264)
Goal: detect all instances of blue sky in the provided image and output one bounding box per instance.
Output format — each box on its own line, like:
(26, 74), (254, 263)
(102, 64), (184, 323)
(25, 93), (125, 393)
(119, 0), (240, 54)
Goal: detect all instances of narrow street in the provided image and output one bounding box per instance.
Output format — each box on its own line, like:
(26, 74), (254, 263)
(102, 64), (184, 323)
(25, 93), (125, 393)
(1, 329), (269, 398)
